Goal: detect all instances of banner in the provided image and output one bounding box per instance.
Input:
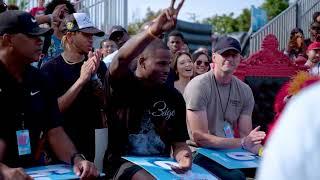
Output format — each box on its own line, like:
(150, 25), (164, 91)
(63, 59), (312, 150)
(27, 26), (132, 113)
(123, 156), (217, 180)
(197, 148), (260, 169)
(251, 5), (268, 32)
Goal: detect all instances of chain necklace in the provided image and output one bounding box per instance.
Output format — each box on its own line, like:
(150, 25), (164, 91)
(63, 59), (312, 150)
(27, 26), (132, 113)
(61, 53), (85, 65)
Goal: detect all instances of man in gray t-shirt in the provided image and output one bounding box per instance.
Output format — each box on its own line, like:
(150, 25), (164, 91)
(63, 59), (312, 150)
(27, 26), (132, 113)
(184, 36), (265, 180)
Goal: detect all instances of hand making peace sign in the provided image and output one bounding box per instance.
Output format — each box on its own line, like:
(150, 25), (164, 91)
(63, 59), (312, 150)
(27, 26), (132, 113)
(150, 0), (185, 36)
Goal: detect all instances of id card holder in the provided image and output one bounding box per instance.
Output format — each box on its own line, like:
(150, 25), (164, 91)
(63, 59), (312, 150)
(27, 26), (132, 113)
(223, 121), (234, 138)
(16, 130), (31, 156)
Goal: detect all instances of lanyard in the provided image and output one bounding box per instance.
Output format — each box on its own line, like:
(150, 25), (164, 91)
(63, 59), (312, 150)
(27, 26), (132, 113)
(213, 75), (231, 120)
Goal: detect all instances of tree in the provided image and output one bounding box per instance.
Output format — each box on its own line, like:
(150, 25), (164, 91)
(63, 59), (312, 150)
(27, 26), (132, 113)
(261, 0), (289, 19)
(203, 8), (251, 34)
(7, 0), (29, 10)
(202, 0), (289, 34)
(236, 8), (251, 32)
(203, 13), (238, 34)
(128, 7), (162, 35)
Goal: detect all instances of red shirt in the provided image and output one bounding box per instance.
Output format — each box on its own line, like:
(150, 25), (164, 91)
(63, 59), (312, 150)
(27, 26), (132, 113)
(30, 7), (45, 17)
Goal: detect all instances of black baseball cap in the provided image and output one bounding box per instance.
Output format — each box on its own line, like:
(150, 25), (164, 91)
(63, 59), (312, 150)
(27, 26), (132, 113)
(108, 25), (127, 41)
(0, 10), (53, 36)
(214, 36), (241, 54)
(62, 13), (105, 37)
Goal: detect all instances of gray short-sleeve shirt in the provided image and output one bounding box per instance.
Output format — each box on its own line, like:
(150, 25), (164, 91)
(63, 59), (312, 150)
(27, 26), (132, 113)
(184, 71), (254, 138)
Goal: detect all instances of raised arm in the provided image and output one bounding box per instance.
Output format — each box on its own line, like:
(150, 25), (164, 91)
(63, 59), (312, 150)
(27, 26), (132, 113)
(35, 4), (68, 26)
(109, 0), (185, 79)
(57, 52), (101, 112)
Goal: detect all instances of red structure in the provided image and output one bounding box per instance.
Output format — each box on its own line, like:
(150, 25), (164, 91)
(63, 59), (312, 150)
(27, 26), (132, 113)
(235, 34), (307, 80)
(233, 34), (308, 134)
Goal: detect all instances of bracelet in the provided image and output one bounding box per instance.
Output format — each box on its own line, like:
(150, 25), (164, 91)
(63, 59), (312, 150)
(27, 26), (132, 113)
(71, 153), (86, 166)
(240, 138), (246, 150)
(258, 147), (264, 157)
(148, 27), (159, 39)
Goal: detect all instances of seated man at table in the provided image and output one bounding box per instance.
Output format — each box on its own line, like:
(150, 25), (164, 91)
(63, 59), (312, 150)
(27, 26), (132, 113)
(103, 0), (192, 179)
(184, 36), (265, 180)
(0, 10), (98, 179)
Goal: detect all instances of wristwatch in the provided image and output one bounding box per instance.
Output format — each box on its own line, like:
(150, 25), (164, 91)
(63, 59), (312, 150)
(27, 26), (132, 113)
(71, 153), (86, 166)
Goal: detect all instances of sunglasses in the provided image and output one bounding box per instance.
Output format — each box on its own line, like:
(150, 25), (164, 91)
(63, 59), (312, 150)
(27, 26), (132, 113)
(196, 60), (210, 66)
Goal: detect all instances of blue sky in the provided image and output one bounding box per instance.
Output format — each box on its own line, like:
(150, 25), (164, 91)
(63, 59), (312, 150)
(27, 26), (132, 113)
(128, 0), (266, 23)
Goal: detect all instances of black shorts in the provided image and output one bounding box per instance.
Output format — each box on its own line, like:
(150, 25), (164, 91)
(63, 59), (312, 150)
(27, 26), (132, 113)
(113, 161), (143, 180)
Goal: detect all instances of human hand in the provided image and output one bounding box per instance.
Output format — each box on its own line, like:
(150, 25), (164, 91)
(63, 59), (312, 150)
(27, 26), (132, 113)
(1, 166), (32, 180)
(149, 0), (185, 36)
(79, 59), (95, 84)
(51, 4), (68, 27)
(171, 150), (192, 174)
(87, 51), (102, 75)
(73, 160), (98, 179)
(242, 126), (266, 151)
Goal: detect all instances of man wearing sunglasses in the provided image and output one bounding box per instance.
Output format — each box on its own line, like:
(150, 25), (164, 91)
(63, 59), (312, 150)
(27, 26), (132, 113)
(0, 11), (98, 179)
(184, 36), (265, 179)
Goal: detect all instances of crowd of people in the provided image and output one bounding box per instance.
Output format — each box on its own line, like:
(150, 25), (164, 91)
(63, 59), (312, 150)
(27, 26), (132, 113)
(0, 0), (320, 179)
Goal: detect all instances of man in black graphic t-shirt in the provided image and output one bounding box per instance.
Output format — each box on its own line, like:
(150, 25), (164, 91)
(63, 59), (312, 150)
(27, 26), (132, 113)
(103, 0), (191, 179)
(107, 71), (188, 157)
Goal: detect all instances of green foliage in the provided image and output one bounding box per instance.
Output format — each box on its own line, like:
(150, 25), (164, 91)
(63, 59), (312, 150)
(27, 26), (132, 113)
(144, 7), (161, 21)
(128, 7), (162, 35)
(203, 8), (251, 34)
(7, 0), (17, 4)
(237, 8), (251, 32)
(203, 0), (289, 34)
(128, 0), (289, 35)
(261, 0), (289, 19)
(7, 0), (29, 10)
(127, 22), (143, 35)
(203, 13), (237, 34)
(19, 0), (29, 11)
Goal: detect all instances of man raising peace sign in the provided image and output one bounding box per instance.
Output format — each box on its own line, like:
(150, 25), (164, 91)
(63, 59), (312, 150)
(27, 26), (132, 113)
(103, 0), (191, 179)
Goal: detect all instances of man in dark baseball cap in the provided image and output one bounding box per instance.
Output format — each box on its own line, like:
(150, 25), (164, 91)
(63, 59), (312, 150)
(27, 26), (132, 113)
(107, 25), (129, 48)
(0, 10), (99, 179)
(62, 12), (104, 36)
(0, 10), (53, 37)
(185, 35), (263, 179)
(213, 36), (241, 54)
(211, 36), (242, 77)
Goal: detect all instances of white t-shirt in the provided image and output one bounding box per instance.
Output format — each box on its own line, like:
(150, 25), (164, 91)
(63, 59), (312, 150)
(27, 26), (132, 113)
(257, 82), (320, 180)
(102, 50), (118, 68)
(309, 62), (320, 76)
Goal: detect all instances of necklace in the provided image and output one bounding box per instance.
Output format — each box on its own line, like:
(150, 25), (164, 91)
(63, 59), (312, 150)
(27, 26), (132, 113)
(61, 53), (85, 65)
(213, 74), (232, 121)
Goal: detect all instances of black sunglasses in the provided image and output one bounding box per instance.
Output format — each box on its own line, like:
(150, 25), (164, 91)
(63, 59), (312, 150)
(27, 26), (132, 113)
(196, 60), (210, 66)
